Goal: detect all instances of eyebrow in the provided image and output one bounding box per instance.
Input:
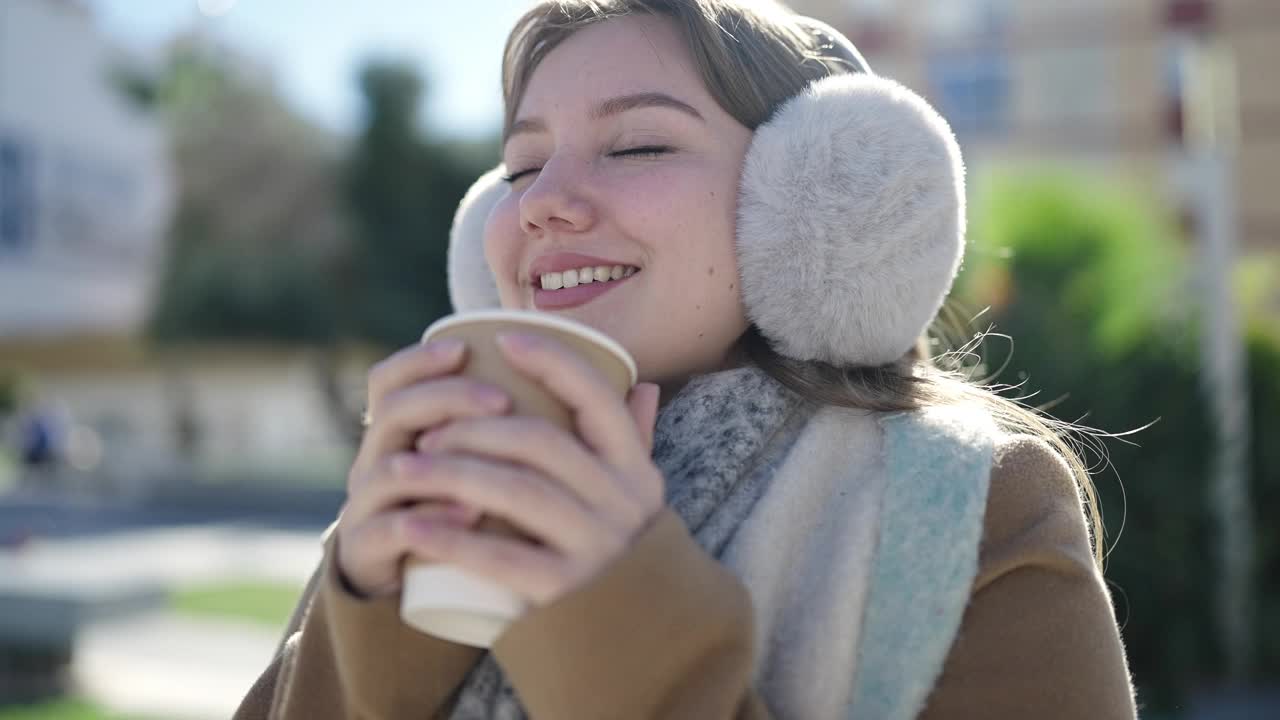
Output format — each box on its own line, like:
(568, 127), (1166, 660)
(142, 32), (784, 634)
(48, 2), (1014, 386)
(507, 91), (704, 141)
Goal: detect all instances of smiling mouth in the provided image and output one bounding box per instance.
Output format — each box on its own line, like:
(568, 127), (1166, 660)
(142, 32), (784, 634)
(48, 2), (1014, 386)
(531, 268), (640, 310)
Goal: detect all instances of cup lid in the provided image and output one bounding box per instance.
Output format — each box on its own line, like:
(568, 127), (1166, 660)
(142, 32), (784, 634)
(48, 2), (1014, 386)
(422, 310), (637, 386)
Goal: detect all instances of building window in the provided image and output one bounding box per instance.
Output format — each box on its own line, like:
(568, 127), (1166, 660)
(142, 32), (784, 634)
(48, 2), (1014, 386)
(928, 51), (1011, 138)
(0, 137), (36, 254)
(924, 0), (1012, 139)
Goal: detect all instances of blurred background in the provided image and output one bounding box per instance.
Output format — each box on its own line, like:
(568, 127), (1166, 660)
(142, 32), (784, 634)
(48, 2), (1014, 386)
(0, 0), (1275, 718)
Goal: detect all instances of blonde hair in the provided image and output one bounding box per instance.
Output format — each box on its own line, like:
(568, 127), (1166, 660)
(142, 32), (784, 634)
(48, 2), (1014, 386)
(500, 0), (1108, 567)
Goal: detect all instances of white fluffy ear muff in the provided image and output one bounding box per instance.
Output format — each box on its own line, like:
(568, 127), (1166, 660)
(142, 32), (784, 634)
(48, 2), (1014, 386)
(736, 72), (965, 366)
(446, 165), (509, 313)
(443, 75), (964, 368)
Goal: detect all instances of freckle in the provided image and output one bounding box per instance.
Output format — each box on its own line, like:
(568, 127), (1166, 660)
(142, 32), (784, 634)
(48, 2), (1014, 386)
(699, 332), (704, 338)
(696, 305), (701, 310)
(729, 283), (734, 290)
(707, 266), (715, 276)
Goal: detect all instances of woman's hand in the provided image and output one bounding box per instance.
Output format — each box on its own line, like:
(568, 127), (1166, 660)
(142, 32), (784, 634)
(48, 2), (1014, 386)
(406, 331), (664, 607)
(336, 338), (515, 599)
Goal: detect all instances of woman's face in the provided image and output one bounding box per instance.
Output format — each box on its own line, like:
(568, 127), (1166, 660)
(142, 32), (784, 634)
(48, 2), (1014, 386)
(485, 14), (753, 388)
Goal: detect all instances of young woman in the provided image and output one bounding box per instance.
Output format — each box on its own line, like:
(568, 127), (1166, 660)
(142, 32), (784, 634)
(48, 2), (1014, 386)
(236, 1), (1137, 718)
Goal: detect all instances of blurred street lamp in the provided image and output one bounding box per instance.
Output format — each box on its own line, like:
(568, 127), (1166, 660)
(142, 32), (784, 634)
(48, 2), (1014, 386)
(1183, 35), (1254, 684)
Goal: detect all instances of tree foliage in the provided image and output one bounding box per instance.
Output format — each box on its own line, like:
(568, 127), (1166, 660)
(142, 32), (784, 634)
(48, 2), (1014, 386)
(128, 44), (495, 350)
(341, 62), (493, 348)
(956, 172), (1280, 712)
(125, 41), (350, 345)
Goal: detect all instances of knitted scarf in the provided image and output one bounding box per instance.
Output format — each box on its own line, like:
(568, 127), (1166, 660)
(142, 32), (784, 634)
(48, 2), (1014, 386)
(446, 366), (812, 720)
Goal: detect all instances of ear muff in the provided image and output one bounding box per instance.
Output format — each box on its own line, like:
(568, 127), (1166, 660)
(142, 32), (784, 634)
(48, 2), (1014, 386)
(795, 16), (872, 75)
(446, 166), (509, 314)
(736, 72), (964, 366)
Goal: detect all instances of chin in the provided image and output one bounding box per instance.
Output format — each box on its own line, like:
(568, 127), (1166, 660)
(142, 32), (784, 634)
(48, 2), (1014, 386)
(550, 301), (620, 329)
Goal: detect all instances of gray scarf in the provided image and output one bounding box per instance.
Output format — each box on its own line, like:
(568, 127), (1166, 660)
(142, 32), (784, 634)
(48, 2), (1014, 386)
(446, 365), (812, 720)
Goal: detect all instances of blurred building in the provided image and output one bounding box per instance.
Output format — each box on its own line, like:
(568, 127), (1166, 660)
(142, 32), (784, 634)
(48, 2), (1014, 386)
(0, 0), (172, 336)
(790, 0), (1280, 257)
(0, 0), (361, 492)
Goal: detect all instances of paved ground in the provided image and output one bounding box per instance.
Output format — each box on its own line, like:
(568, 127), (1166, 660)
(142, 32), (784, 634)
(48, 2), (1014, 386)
(74, 611), (285, 720)
(0, 489), (328, 719)
(3, 522), (325, 590)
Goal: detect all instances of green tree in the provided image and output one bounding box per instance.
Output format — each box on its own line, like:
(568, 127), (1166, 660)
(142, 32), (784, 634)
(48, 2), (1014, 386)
(956, 172), (1280, 713)
(117, 40), (349, 345)
(341, 61), (492, 348)
(120, 47), (496, 348)
(0, 370), (26, 418)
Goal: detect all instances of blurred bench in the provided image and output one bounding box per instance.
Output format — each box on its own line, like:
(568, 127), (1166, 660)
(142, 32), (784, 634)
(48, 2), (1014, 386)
(0, 581), (165, 702)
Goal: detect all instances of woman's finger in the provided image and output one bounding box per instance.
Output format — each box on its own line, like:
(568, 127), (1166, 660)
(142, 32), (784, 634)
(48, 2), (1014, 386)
(494, 332), (648, 466)
(404, 520), (573, 607)
(364, 338), (467, 420)
(343, 451), (479, 525)
(349, 376), (511, 487)
(415, 416), (635, 519)
(376, 451), (605, 554)
(337, 502), (478, 598)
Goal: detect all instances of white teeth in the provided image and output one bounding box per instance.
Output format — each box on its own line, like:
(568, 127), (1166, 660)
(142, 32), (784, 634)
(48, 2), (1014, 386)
(539, 265), (639, 290)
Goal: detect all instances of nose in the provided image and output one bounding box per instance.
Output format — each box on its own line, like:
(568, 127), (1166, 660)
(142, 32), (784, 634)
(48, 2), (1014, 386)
(517, 153), (596, 236)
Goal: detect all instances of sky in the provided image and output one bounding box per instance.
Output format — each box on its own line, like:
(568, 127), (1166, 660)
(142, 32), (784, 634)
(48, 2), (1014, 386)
(82, 0), (537, 140)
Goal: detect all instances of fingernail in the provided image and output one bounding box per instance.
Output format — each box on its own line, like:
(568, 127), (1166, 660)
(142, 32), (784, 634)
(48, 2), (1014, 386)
(430, 337), (465, 356)
(496, 332), (537, 352)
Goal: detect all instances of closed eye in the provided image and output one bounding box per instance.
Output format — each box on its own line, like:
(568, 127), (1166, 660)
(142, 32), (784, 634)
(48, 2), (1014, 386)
(610, 145), (673, 159)
(501, 146), (674, 184)
(501, 166), (538, 184)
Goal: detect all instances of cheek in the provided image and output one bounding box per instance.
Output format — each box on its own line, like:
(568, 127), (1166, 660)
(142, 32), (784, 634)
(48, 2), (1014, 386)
(616, 166), (732, 243)
(636, 173), (745, 318)
(482, 198), (524, 302)
(661, 178), (740, 276)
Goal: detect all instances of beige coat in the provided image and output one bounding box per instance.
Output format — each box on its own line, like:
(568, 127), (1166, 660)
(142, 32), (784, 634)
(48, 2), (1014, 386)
(234, 436), (1137, 719)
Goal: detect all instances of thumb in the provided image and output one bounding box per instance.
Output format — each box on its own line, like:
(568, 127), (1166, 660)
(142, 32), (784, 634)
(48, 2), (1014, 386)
(626, 382), (661, 453)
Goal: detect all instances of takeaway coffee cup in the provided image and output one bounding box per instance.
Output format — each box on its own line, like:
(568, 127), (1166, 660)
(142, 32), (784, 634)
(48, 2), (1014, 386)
(400, 309), (637, 647)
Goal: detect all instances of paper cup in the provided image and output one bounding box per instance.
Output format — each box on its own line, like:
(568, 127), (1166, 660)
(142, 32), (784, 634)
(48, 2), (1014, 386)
(400, 310), (636, 647)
